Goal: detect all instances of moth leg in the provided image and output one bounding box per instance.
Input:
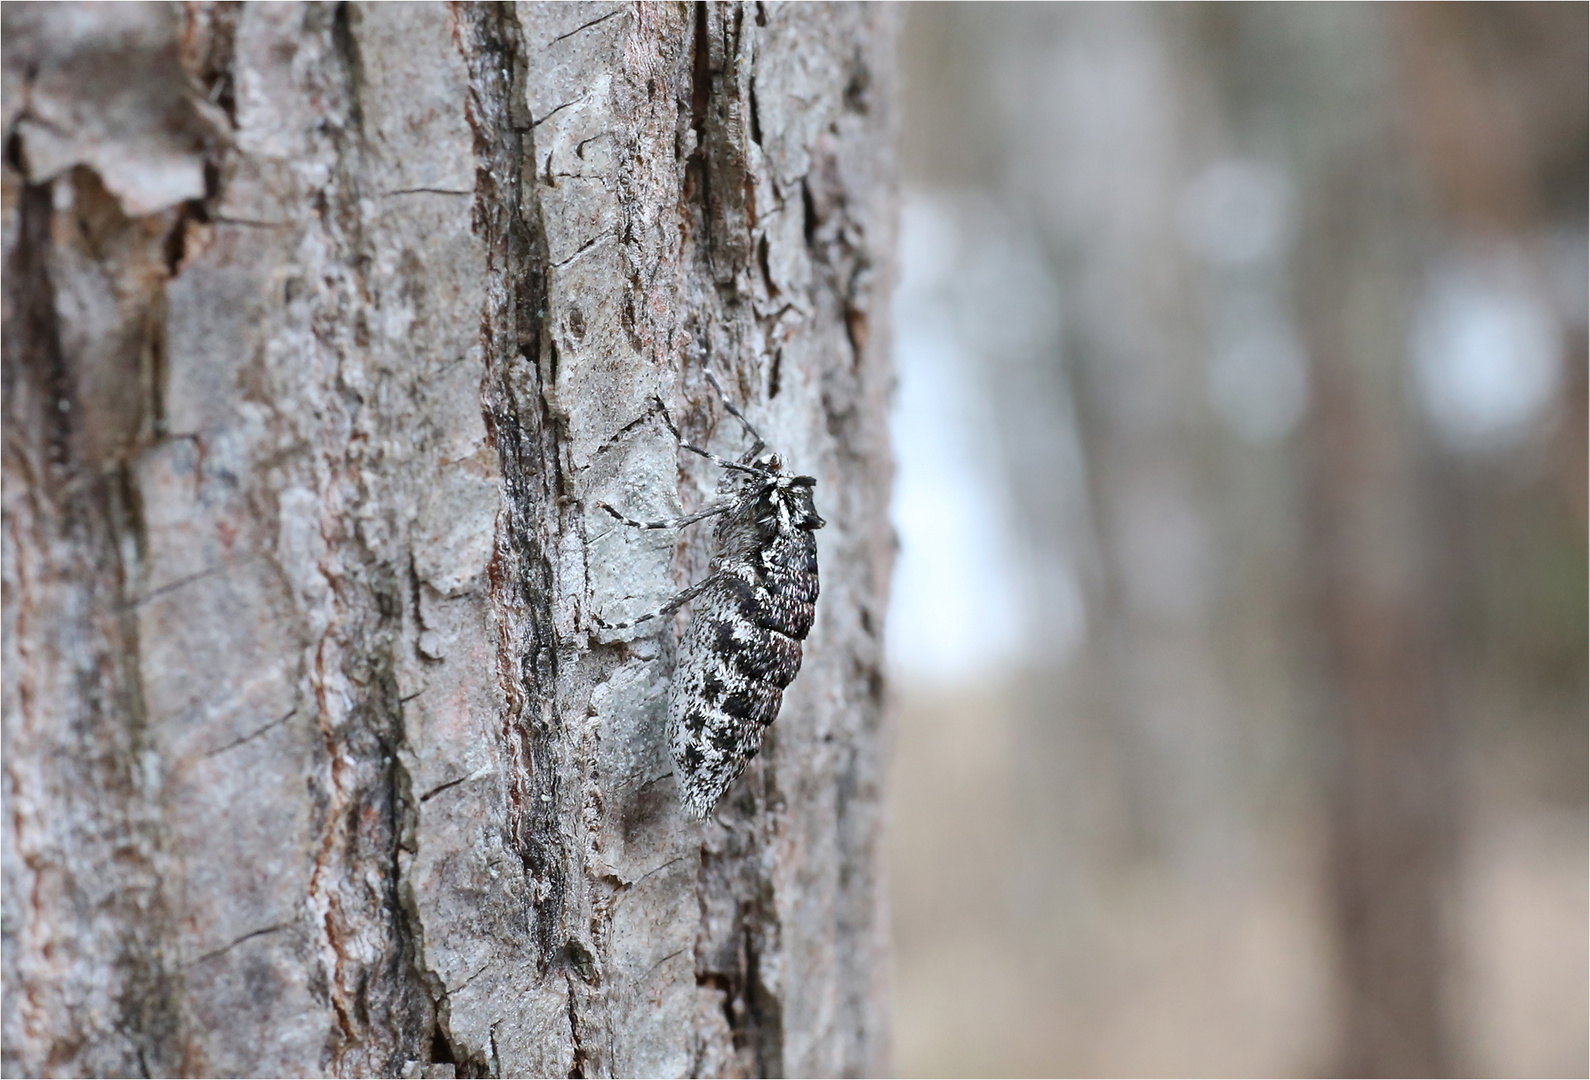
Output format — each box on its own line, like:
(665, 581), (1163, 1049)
(592, 571), (727, 630)
(596, 499), (734, 531)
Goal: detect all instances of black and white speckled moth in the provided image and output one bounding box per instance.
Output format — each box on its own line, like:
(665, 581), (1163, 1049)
(597, 371), (824, 818)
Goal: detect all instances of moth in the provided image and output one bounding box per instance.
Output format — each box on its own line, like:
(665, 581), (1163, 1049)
(598, 371), (824, 818)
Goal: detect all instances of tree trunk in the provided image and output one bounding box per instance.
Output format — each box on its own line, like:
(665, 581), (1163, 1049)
(1, 3), (896, 1076)
(1287, 13), (1456, 1074)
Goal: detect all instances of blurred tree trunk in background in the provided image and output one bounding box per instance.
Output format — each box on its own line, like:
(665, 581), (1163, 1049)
(1014, 5), (1241, 874)
(1298, 140), (1455, 1080)
(1205, 9), (1460, 1075)
(1296, 7), (1588, 1075)
(1, 3), (896, 1076)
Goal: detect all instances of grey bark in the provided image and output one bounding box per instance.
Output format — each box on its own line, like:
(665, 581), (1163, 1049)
(1, 3), (896, 1077)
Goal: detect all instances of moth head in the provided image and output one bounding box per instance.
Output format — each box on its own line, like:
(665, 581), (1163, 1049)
(781, 474), (825, 530)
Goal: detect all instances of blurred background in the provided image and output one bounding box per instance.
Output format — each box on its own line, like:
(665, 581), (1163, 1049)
(883, 5), (1586, 1077)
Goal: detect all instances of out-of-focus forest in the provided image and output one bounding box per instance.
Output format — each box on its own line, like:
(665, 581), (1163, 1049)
(883, 5), (1586, 1077)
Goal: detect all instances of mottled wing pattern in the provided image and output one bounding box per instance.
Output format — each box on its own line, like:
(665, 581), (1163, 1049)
(668, 520), (819, 818)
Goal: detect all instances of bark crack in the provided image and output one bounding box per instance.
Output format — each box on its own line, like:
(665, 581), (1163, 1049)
(547, 9), (623, 47)
(293, 7), (443, 1073)
(531, 99), (580, 129)
(550, 227), (618, 268)
(418, 764), (493, 803)
(458, 0), (571, 977)
(379, 187), (475, 198)
(565, 973), (588, 1078)
(4, 171), (189, 1075)
(186, 922), (292, 968)
(198, 707), (296, 760)
(123, 554), (257, 609)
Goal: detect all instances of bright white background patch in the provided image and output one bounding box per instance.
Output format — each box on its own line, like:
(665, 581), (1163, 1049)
(1411, 244), (1565, 456)
(887, 194), (1053, 688)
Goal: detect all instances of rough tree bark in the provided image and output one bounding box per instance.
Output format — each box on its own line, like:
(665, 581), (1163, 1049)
(1, 3), (896, 1076)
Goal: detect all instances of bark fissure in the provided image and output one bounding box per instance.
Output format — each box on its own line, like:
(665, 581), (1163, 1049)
(458, 0), (576, 981)
(4, 157), (188, 1080)
(282, 7), (444, 1072)
(10, 183), (72, 475)
(548, 10), (624, 48)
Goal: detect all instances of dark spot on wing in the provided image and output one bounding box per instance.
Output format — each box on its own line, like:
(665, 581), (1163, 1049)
(752, 685), (783, 725)
(700, 669), (726, 703)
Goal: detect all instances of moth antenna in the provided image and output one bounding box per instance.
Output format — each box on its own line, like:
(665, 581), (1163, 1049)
(704, 367), (767, 458)
(652, 394), (772, 478)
